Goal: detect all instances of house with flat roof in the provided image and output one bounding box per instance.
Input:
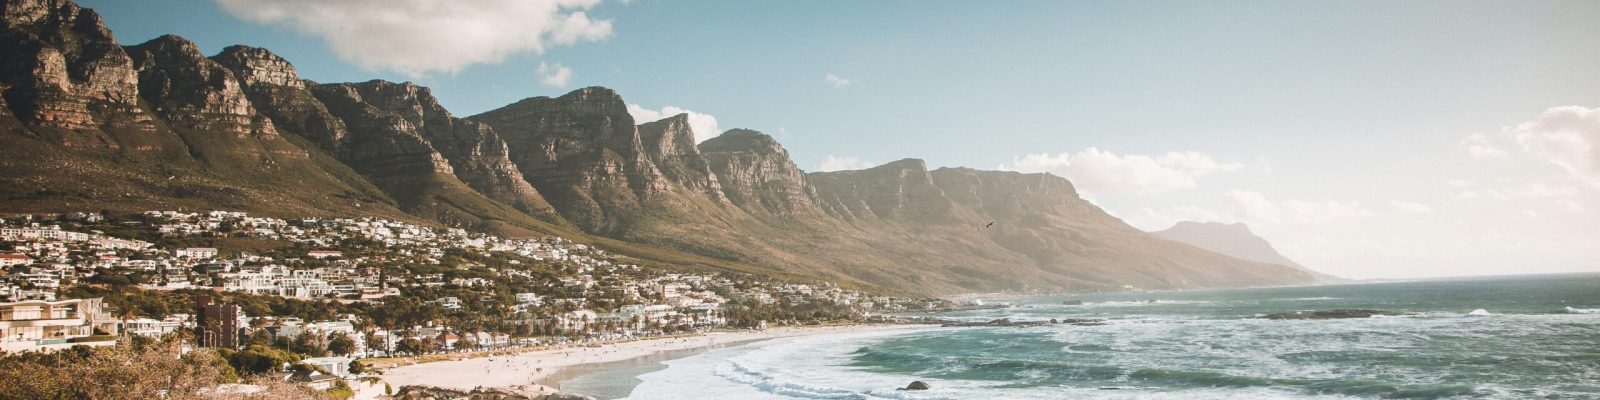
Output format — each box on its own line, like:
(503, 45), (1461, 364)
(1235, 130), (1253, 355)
(0, 298), (119, 352)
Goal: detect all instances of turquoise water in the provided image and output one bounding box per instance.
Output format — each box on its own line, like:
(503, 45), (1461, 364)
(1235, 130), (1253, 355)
(627, 274), (1600, 399)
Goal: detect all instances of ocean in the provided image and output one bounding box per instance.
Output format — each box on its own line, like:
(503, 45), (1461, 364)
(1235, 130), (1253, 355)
(600, 273), (1600, 399)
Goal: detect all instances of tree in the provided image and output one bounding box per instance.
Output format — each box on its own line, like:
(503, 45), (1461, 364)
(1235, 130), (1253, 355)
(454, 336), (477, 351)
(327, 332), (356, 357)
(0, 343), (272, 399)
(228, 345), (302, 375)
(290, 333), (327, 357)
(396, 338), (429, 355)
(116, 307), (139, 339)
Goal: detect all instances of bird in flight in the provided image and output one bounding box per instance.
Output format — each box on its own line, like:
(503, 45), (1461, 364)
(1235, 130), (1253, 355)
(984, 221), (995, 229)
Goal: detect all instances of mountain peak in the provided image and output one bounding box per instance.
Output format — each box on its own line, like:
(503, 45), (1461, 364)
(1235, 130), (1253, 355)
(125, 34), (203, 65)
(3, 0), (113, 41)
(558, 86), (622, 103)
(486, 86), (628, 124)
(699, 129), (780, 153)
(211, 45), (303, 89)
(1170, 220), (1253, 234)
(1154, 220), (1340, 282)
(875, 158), (927, 171)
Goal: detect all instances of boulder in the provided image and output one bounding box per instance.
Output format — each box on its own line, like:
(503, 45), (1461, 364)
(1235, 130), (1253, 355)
(1062, 300), (1083, 305)
(903, 381), (930, 390)
(1259, 309), (1405, 320)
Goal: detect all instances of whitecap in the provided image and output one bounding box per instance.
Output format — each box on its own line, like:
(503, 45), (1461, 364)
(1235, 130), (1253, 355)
(1565, 306), (1600, 314)
(1467, 309), (1492, 316)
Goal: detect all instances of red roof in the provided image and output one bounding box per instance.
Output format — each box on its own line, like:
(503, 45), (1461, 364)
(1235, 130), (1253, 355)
(0, 254), (31, 260)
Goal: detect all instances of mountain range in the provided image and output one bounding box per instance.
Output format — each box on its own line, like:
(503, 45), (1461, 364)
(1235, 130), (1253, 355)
(0, 0), (1322, 295)
(1152, 221), (1342, 283)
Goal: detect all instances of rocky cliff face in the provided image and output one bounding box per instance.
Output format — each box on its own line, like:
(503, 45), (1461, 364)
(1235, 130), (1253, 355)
(698, 129), (820, 216)
(471, 87), (669, 232)
(310, 81), (454, 178)
(0, 0), (410, 221)
(123, 35), (297, 160)
(0, 0), (161, 150)
(811, 159), (954, 221)
(637, 114), (725, 202)
(329, 80), (559, 221)
(210, 45), (346, 150)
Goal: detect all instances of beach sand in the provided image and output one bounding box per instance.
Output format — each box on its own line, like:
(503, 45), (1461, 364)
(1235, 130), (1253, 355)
(361, 324), (924, 399)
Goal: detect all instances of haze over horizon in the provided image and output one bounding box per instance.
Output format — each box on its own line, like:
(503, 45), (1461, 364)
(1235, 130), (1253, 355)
(78, 0), (1600, 280)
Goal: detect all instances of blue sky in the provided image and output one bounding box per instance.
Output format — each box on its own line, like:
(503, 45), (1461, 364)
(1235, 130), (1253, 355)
(80, 0), (1600, 278)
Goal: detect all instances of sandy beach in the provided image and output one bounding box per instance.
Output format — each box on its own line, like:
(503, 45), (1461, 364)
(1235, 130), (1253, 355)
(360, 324), (926, 399)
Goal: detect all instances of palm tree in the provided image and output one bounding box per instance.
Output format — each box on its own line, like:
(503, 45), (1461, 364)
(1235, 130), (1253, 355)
(117, 307), (139, 340)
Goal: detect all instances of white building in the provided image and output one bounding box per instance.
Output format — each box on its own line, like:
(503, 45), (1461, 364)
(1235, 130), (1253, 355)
(175, 247), (219, 259)
(0, 298), (119, 352)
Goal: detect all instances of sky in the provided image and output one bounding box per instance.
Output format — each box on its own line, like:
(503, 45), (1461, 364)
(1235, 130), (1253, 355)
(78, 0), (1600, 279)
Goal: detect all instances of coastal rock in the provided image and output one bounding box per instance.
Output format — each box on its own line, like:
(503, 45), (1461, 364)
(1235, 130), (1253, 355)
(903, 381), (930, 390)
(937, 317), (1104, 328)
(1062, 300), (1084, 305)
(1260, 309), (1406, 320)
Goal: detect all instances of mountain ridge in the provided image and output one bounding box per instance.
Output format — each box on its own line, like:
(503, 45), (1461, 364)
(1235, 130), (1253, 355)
(1152, 221), (1343, 283)
(0, 0), (1318, 295)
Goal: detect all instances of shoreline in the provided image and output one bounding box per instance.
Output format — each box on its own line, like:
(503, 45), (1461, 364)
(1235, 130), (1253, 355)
(540, 337), (770, 399)
(366, 324), (931, 399)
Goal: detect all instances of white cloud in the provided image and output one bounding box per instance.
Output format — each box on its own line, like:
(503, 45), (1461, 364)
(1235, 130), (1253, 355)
(1003, 148), (1243, 194)
(215, 0), (613, 76)
(1254, 157), (1273, 175)
(1558, 199), (1589, 214)
(823, 73), (852, 88)
(1223, 190), (1372, 224)
(1458, 183), (1579, 200)
(626, 104), (722, 143)
(1462, 132), (1509, 159)
(1506, 106), (1600, 185)
(1391, 200), (1434, 214)
(1282, 200), (1375, 224)
(1447, 179), (1471, 188)
(1224, 190), (1281, 222)
(536, 62), (573, 87)
(815, 156), (876, 172)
